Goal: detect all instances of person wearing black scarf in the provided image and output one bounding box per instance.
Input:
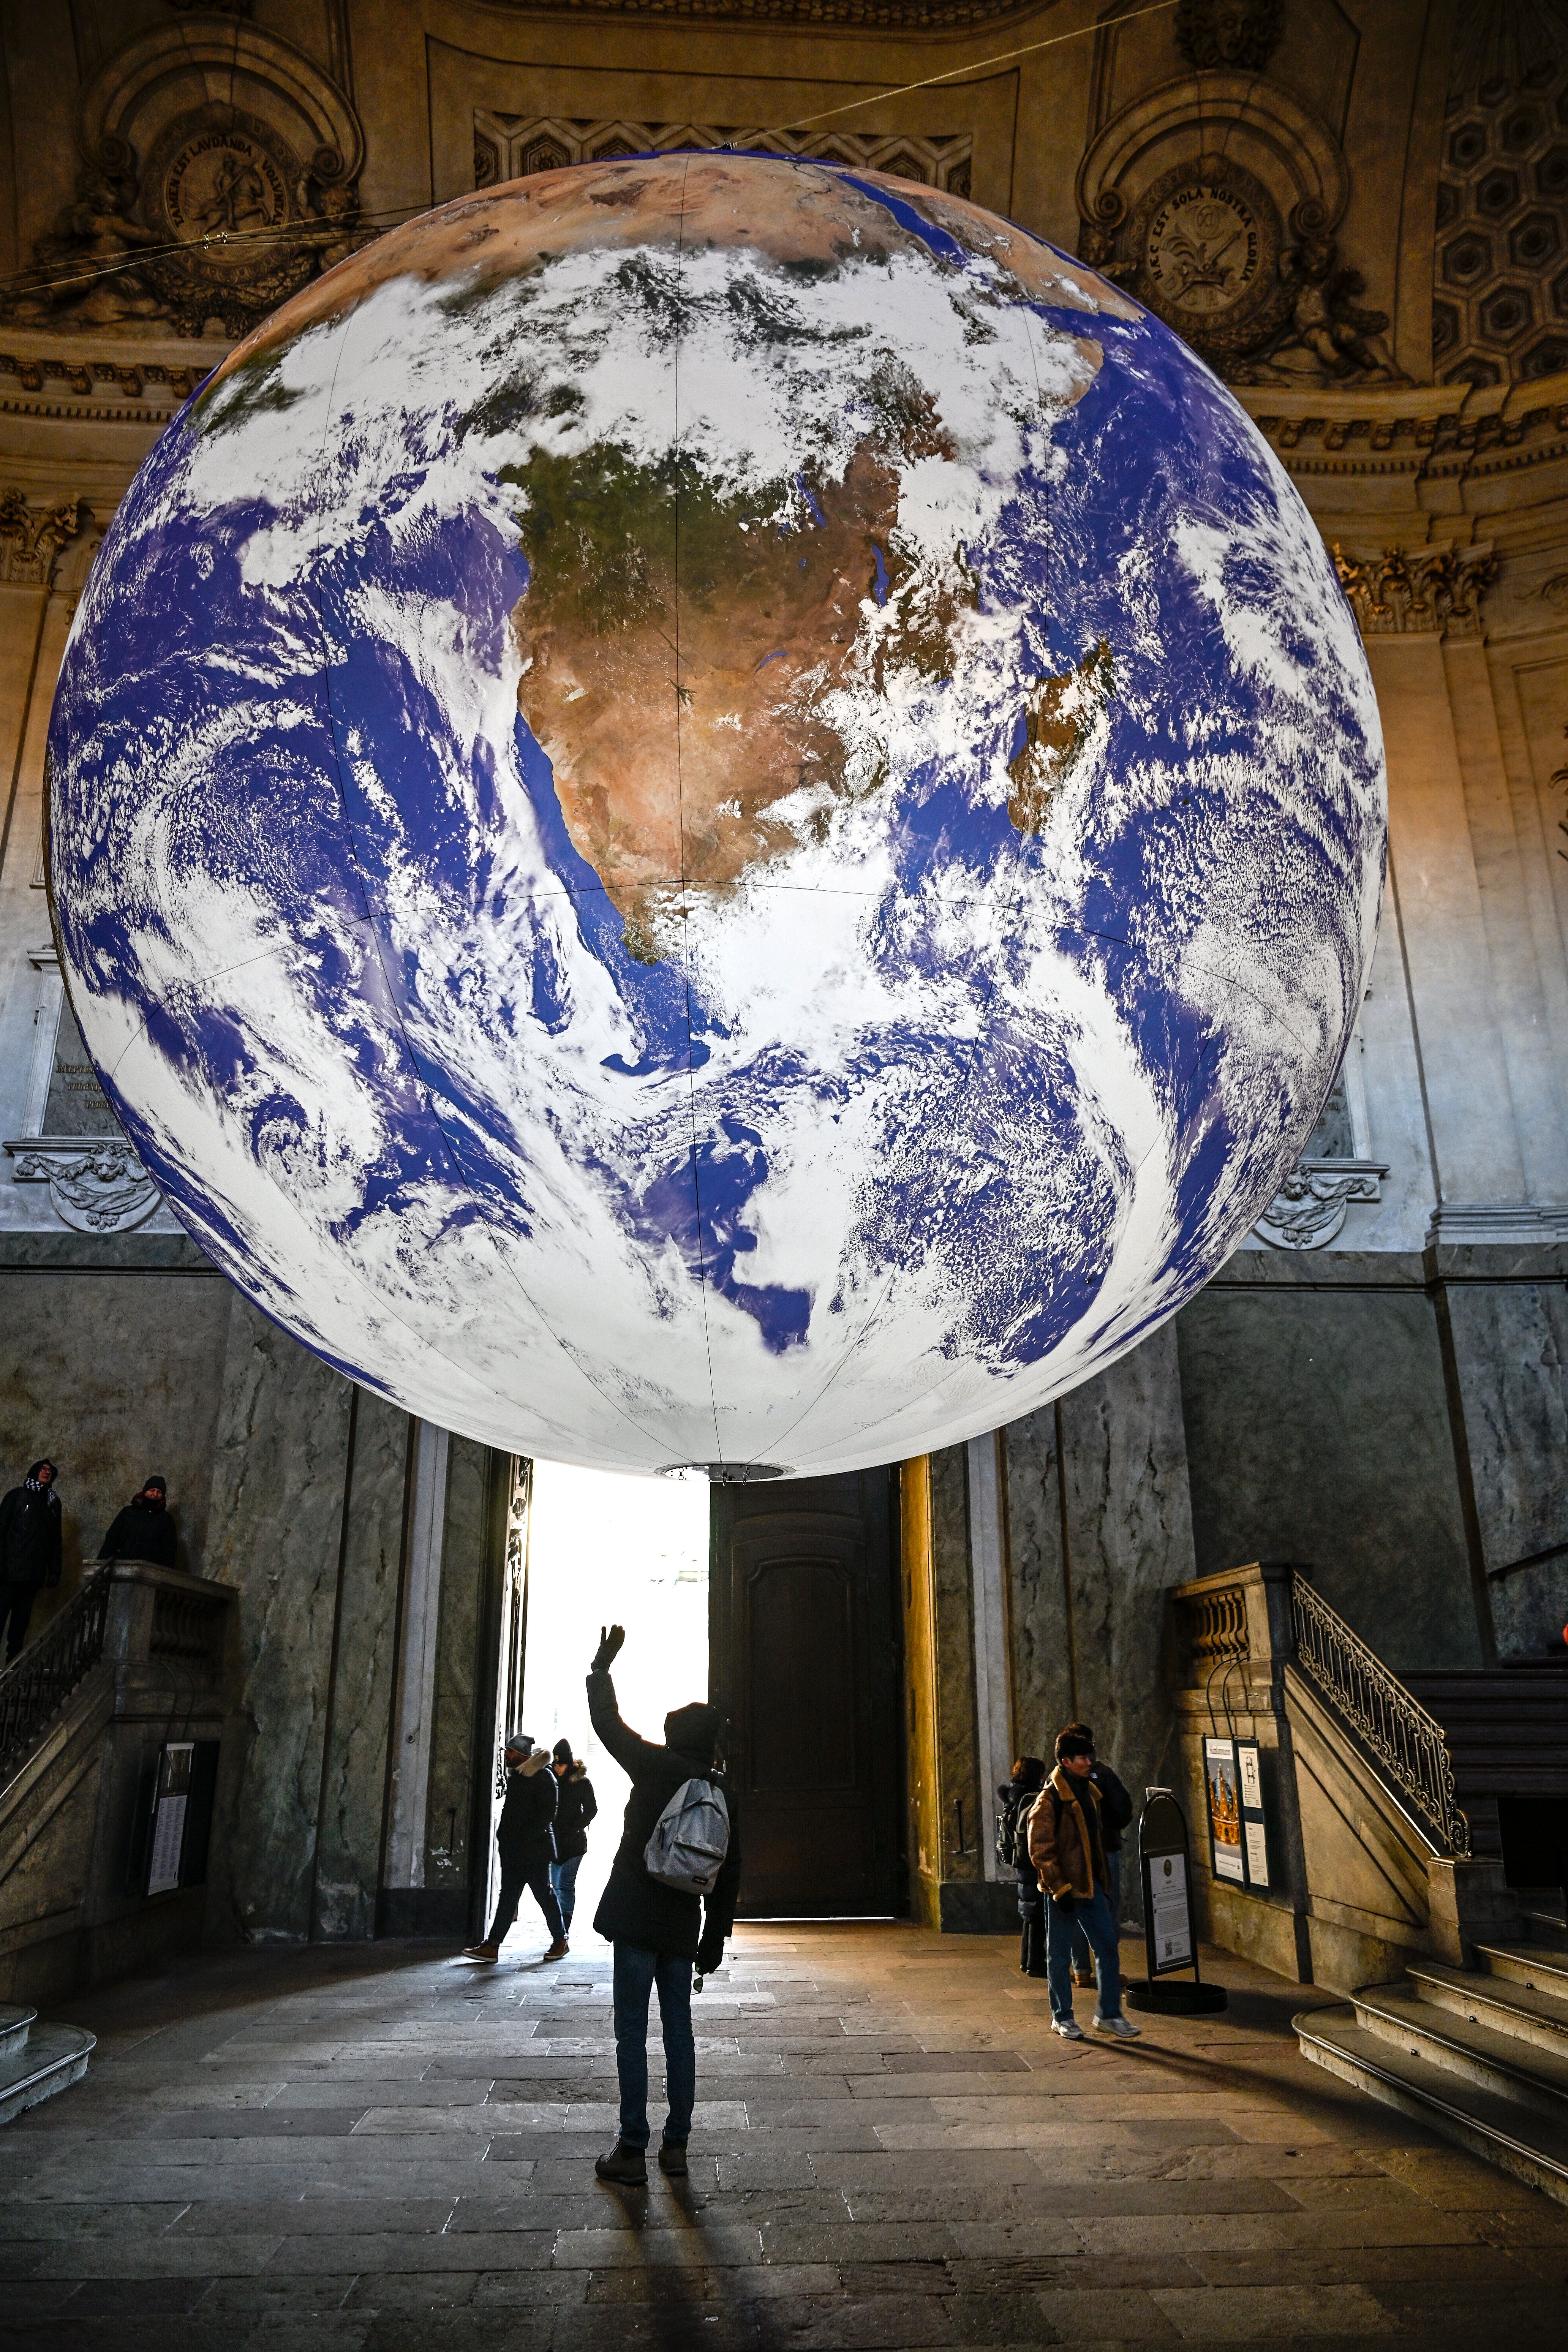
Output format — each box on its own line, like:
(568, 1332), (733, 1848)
(0, 1459), (63, 1662)
(98, 1476), (178, 1570)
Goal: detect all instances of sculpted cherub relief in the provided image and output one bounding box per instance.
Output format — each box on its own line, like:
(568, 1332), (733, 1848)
(6, 151), (171, 327)
(1176, 0), (1285, 72)
(1233, 231), (1405, 384)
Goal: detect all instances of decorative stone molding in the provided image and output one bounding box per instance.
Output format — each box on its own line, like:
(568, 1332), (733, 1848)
(1330, 542), (1498, 638)
(4, 1140), (161, 1234)
(473, 0), (1031, 21)
(6, 21), (366, 338)
(1255, 1158), (1388, 1250)
(473, 114), (972, 194)
(1426, 1202), (1568, 1246)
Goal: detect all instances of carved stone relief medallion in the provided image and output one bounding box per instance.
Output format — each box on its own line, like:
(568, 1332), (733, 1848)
(140, 104), (311, 330)
(1130, 156), (1284, 350)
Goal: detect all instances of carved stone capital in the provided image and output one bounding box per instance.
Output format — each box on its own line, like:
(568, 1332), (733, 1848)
(5, 1138), (161, 1233)
(0, 490), (89, 588)
(1255, 1157), (1387, 1249)
(1330, 541), (1498, 638)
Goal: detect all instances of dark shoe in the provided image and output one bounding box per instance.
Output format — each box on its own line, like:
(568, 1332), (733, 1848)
(658, 2140), (688, 2177)
(595, 2140), (648, 2185)
(544, 1938), (569, 1960)
(458, 1944), (499, 1962)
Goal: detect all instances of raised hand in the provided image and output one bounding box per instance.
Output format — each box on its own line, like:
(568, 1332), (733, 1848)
(591, 1623), (626, 1673)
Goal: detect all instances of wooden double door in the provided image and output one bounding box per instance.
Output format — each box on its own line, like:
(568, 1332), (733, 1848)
(709, 1468), (903, 1917)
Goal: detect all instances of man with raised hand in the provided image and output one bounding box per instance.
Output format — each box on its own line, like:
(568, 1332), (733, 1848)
(586, 1623), (741, 2186)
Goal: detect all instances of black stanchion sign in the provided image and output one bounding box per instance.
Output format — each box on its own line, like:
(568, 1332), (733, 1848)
(1125, 1786), (1228, 2015)
(1140, 1788), (1195, 1975)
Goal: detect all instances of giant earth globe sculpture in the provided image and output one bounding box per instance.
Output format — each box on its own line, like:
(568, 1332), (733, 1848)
(48, 155), (1385, 1478)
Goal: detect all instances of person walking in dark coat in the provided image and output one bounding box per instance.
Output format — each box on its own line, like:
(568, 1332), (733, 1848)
(1065, 1723), (1134, 1988)
(586, 1623), (741, 2186)
(549, 1738), (597, 1937)
(998, 1755), (1048, 1977)
(0, 1459), (62, 1663)
(462, 1733), (567, 1963)
(97, 1475), (177, 1569)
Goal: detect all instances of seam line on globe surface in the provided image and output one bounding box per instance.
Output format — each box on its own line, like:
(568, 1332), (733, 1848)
(302, 301), (672, 1457)
(754, 939), (1011, 1465)
(669, 151), (726, 1472)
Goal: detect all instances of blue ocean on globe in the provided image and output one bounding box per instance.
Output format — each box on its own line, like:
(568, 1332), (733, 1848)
(47, 154), (1385, 1476)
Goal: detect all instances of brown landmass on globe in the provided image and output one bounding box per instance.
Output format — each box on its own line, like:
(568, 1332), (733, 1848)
(201, 152), (1125, 955)
(206, 152), (1138, 391)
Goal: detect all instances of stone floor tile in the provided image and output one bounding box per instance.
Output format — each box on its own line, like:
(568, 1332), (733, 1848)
(551, 2225), (764, 2268)
(1148, 2281), (1389, 2338)
(1032, 2287), (1182, 2340)
(193, 2276), (359, 2311)
(7, 2237), (282, 2279)
(169, 2197), (455, 2235)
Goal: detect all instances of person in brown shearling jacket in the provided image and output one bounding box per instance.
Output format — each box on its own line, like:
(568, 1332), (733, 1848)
(1027, 1726), (1140, 2041)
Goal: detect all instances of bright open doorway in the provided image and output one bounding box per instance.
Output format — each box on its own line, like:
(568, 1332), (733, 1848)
(503, 1461), (710, 1955)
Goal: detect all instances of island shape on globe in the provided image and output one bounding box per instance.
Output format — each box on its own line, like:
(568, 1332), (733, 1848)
(47, 154), (1385, 1478)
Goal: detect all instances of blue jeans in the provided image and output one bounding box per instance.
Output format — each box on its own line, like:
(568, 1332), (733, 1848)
(612, 1943), (695, 2152)
(551, 1852), (583, 1931)
(1072, 1849), (1121, 1974)
(1046, 1883), (1122, 2024)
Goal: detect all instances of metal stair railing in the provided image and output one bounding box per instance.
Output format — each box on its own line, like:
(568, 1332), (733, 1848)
(0, 1565), (113, 1785)
(1289, 1568), (1470, 1856)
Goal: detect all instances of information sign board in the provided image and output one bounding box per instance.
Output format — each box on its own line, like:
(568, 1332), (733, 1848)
(1204, 1734), (1245, 1884)
(1236, 1738), (1270, 1889)
(147, 1742), (193, 1895)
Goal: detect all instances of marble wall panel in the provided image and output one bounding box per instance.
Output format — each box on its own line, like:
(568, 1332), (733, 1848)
(423, 1434), (493, 1927)
(1176, 1268), (1483, 1669)
(1002, 1402), (1072, 1769)
(1056, 1324), (1197, 1819)
(1442, 1268), (1568, 1661)
(929, 1443), (982, 1884)
(1002, 1327), (1198, 1929)
(0, 1267), (233, 1610)
(202, 1296), (356, 1945)
(309, 1391), (413, 1942)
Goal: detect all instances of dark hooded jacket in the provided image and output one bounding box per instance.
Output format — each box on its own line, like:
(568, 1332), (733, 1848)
(0, 1465), (62, 1589)
(495, 1750), (557, 1869)
(551, 1763), (597, 1860)
(98, 1485), (177, 1569)
(587, 1668), (741, 1960)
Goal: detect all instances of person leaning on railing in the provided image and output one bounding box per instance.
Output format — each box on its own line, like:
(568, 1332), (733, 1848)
(0, 1459), (62, 1664)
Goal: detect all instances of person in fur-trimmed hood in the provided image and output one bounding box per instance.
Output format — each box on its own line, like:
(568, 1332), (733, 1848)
(1026, 1726), (1140, 2042)
(462, 1733), (567, 1963)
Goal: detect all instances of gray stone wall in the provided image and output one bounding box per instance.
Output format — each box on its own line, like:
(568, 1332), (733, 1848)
(0, 1247), (231, 1597)
(1176, 1255), (1484, 1669)
(422, 1435), (496, 1932)
(309, 1392), (412, 1943)
(1439, 1246), (1568, 1663)
(202, 1296), (360, 1946)
(1002, 1325), (1199, 1929)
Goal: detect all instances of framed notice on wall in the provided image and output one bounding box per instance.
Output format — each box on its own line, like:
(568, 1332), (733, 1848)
(1236, 1739), (1270, 1889)
(147, 1743), (193, 1895)
(1204, 1735), (1245, 1885)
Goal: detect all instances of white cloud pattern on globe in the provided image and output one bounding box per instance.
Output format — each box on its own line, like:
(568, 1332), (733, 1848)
(48, 156), (1385, 1476)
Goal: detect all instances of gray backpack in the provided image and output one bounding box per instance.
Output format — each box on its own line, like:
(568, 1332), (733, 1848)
(643, 1776), (730, 1894)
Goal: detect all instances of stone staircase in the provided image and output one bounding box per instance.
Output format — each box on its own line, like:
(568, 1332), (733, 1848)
(1296, 1900), (1568, 2201)
(0, 2002), (94, 2127)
